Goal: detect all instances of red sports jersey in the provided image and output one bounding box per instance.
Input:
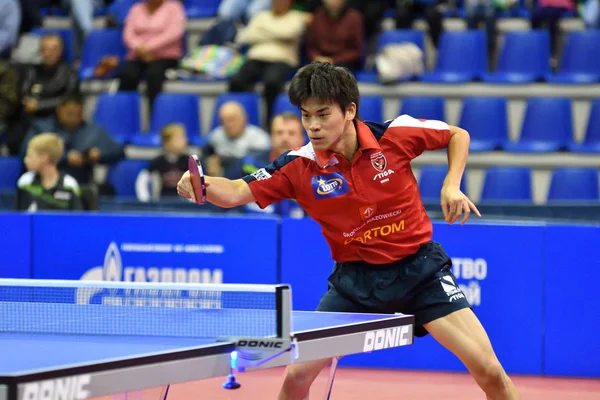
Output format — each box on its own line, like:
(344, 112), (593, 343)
(242, 115), (452, 264)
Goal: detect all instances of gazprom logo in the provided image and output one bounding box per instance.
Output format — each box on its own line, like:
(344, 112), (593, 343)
(76, 242), (223, 304)
(311, 173), (349, 199)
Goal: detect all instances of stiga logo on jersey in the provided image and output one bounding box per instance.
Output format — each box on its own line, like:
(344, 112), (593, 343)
(311, 173), (349, 199)
(363, 325), (413, 352)
(20, 375), (91, 400)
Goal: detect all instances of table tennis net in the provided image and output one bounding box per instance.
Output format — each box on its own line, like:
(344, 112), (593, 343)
(0, 279), (291, 340)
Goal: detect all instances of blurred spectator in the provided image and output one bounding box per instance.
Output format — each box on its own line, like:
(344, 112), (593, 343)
(117, 0), (186, 113)
(218, 0), (272, 23)
(531, 0), (576, 63)
(228, 0), (307, 124)
(204, 101), (270, 177)
(16, 132), (83, 211)
(0, 60), (20, 145)
(224, 111), (306, 179)
(466, 0), (513, 59)
(396, 0), (445, 48)
(293, 0), (323, 13)
(346, 0), (389, 44)
(136, 123), (190, 202)
(0, 0), (21, 59)
(5, 33), (78, 155)
(20, 94), (124, 185)
(306, 0), (364, 70)
(581, 0), (599, 28)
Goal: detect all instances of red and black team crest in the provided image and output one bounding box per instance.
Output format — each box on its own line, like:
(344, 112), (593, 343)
(370, 152), (387, 172)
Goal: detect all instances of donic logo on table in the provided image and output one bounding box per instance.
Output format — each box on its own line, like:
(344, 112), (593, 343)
(311, 173), (349, 199)
(76, 242), (223, 308)
(20, 374), (91, 400)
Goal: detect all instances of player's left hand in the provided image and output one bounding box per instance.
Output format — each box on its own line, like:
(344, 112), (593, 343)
(440, 185), (481, 225)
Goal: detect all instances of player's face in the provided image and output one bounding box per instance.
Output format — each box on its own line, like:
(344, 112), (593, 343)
(300, 98), (352, 152)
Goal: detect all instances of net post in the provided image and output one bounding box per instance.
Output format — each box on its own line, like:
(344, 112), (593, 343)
(275, 284), (292, 338)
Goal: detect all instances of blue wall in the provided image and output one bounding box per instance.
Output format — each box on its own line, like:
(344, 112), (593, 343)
(0, 212), (597, 378)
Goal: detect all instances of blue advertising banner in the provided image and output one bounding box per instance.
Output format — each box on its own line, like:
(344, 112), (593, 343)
(280, 218), (545, 375)
(31, 213), (279, 285)
(544, 224), (600, 378)
(0, 213), (31, 279)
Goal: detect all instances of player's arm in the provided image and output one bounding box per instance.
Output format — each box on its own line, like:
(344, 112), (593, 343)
(177, 172), (255, 208)
(441, 125), (481, 224)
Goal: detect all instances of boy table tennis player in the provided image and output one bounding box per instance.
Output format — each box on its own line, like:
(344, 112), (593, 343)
(177, 62), (519, 400)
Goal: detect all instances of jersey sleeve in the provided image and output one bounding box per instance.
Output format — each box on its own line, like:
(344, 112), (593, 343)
(387, 115), (452, 160)
(241, 151), (299, 209)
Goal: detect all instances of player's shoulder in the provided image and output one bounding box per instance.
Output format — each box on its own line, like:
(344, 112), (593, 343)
(383, 115), (450, 132)
(17, 172), (36, 188)
(62, 174), (81, 195)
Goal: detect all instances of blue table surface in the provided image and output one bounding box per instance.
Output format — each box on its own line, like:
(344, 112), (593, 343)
(0, 311), (400, 375)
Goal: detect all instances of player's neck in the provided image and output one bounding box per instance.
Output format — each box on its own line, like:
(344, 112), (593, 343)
(332, 120), (359, 163)
(39, 165), (59, 190)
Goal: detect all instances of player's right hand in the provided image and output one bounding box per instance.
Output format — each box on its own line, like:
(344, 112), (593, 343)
(176, 171), (195, 202)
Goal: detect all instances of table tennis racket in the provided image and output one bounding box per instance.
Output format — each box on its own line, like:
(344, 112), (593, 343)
(188, 154), (206, 205)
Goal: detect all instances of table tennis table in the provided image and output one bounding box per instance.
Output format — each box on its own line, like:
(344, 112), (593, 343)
(0, 279), (415, 400)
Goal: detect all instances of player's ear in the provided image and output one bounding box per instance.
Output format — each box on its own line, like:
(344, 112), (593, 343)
(346, 102), (357, 121)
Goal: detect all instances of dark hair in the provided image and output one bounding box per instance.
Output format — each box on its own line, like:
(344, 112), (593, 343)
(59, 93), (84, 106)
(288, 62), (360, 118)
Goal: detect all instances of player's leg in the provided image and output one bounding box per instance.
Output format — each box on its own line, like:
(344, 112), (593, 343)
(424, 308), (519, 400)
(278, 280), (373, 400)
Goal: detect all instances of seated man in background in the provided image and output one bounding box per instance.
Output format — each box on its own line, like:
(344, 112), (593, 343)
(228, 0), (307, 124)
(136, 123), (190, 202)
(16, 132), (83, 212)
(20, 94), (124, 186)
(6, 33), (79, 155)
(306, 0), (364, 71)
(224, 111), (306, 217)
(203, 101), (270, 177)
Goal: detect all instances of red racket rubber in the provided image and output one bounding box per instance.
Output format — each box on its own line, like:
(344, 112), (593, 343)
(188, 154), (206, 204)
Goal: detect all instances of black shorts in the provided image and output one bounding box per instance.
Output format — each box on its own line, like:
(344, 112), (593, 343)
(316, 241), (471, 337)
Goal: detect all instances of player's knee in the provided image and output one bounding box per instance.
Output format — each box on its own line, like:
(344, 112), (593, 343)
(476, 358), (508, 392)
(282, 360), (331, 393)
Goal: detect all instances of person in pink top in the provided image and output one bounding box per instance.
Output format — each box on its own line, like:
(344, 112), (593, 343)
(117, 0), (186, 112)
(531, 0), (576, 64)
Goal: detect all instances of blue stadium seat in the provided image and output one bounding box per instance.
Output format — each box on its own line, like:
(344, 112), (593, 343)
(30, 28), (74, 64)
(0, 157), (22, 191)
(184, 0), (221, 18)
(106, 0), (141, 26)
(79, 29), (127, 80)
(482, 31), (551, 83)
(418, 166), (468, 201)
(272, 93), (300, 119)
(400, 96), (445, 121)
(504, 97), (572, 152)
(360, 95), (384, 122)
(421, 31), (487, 83)
(106, 160), (149, 198)
(131, 94), (204, 147)
(356, 30), (426, 83)
(480, 167), (533, 202)
(210, 92), (261, 131)
(93, 92), (141, 145)
(458, 97), (508, 152)
(568, 99), (600, 153)
(547, 168), (599, 202)
(547, 31), (600, 84)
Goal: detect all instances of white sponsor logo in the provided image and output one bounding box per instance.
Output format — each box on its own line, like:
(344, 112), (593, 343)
(373, 169), (395, 183)
(77, 242), (223, 307)
(440, 274), (466, 302)
(451, 257), (487, 306)
(251, 168), (272, 181)
(21, 375), (91, 400)
(343, 209), (402, 238)
(363, 325), (412, 352)
(53, 191), (71, 201)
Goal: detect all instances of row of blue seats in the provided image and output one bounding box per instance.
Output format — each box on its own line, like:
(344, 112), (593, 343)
(93, 91), (600, 153)
(1, 156), (597, 202)
(41, 0), (551, 21)
(34, 27), (600, 83)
